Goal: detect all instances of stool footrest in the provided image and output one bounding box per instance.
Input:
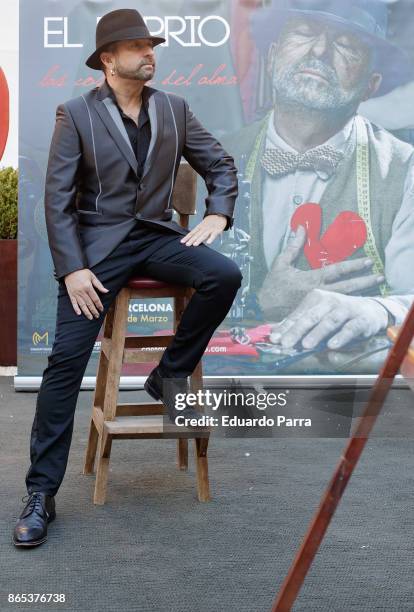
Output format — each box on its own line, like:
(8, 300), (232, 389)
(100, 335), (174, 362)
(124, 335), (173, 348)
(104, 415), (210, 437)
(123, 349), (166, 363)
(92, 403), (165, 432)
(116, 402), (164, 416)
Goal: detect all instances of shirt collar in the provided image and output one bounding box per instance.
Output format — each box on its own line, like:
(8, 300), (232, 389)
(104, 78), (150, 123)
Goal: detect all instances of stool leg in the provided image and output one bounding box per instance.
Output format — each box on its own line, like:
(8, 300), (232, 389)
(194, 437), (211, 502)
(84, 303), (115, 474)
(173, 295), (186, 333)
(93, 290), (129, 503)
(83, 350), (110, 474)
(89, 290), (128, 503)
(177, 439), (188, 470)
(189, 359), (209, 500)
(94, 429), (113, 505)
(174, 293), (190, 471)
(102, 290), (129, 422)
(83, 418), (99, 474)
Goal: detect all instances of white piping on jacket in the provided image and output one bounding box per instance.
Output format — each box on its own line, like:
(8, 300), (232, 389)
(164, 93), (179, 210)
(81, 95), (102, 214)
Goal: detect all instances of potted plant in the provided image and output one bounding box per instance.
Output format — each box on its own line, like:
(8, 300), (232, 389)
(0, 166), (18, 365)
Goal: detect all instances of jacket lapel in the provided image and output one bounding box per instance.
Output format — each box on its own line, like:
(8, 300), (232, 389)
(100, 97), (137, 174)
(141, 90), (164, 182)
(93, 81), (164, 178)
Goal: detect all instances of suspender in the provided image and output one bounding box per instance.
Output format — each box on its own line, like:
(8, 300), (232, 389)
(355, 115), (388, 296)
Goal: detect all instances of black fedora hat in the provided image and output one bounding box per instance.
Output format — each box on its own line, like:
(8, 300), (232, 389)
(250, 0), (413, 97)
(85, 8), (166, 70)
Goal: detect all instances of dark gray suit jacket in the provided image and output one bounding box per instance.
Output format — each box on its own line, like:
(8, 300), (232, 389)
(44, 79), (238, 281)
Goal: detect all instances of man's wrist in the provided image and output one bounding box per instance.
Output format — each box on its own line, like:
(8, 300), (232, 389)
(204, 212), (233, 230)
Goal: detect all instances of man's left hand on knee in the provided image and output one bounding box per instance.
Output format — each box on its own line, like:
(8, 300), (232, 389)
(180, 214), (228, 247)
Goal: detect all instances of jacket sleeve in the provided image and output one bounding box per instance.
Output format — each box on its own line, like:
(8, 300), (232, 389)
(181, 98), (238, 231)
(44, 103), (88, 281)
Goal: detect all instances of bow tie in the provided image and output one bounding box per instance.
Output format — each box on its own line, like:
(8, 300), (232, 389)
(260, 145), (344, 178)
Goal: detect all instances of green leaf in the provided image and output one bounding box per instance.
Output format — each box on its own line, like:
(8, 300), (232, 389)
(0, 166), (18, 239)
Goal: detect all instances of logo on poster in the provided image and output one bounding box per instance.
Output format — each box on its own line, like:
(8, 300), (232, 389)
(32, 331), (49, 346)
(44, 15), (230, 48)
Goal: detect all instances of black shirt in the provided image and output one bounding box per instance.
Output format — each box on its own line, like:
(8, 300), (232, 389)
(105, 81), (232, 230)
(106, 81), (151, 182)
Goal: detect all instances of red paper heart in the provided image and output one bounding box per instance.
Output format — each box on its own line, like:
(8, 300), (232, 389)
(0, 67), (10, 162)
(291, 202), (367, 269)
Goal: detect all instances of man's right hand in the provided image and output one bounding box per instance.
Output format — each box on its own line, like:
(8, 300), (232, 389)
(64, 269), (109, 319)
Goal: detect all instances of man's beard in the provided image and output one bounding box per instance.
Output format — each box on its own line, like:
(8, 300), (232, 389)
(272, 58), (369, 115)
(114, 61), (154, 81)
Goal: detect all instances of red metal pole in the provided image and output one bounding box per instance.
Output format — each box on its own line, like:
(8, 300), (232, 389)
(272, 302), (414, 612)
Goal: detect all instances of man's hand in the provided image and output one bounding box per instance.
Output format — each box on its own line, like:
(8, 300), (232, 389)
(180, 214), (227, 246)
(64, 269), (109, 320)
(269, 289), (389, 350)
(258, 225), (385, 318)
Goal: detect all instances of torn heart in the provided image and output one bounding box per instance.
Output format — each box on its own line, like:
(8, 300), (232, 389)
(291, 202), (367, 269)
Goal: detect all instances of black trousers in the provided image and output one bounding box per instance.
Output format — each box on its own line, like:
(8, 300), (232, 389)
(25, 223), (242, 496)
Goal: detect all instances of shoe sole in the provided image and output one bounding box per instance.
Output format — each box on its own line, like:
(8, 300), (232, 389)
(12, 512), (56, 548)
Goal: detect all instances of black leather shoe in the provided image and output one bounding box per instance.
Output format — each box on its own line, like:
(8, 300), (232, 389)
(144, 366), (204, 425)
(13, 492), (56, 547)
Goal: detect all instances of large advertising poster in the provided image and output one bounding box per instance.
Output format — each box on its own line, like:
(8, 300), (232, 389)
(16, 0), (414, 387)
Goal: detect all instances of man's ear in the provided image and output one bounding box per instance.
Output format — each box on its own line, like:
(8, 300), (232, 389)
(362, 72), (383, 101)
(100, 51), (110, 72)
(100, 47), (117, 73)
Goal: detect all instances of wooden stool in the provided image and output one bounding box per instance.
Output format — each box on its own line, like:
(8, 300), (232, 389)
(82, 162), (211, 505)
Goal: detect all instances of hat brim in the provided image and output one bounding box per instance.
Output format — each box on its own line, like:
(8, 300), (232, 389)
(250, 8), (413, 97)
(85, 35), (166, 70)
